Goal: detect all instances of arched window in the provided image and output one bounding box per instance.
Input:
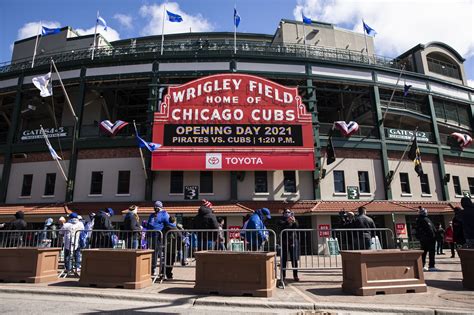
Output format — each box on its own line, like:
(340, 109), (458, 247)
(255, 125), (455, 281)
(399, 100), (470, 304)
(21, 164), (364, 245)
(426, 52), (461, 79)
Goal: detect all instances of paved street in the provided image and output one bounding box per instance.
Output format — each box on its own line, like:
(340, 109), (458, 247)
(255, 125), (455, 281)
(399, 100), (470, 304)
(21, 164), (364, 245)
(0, 256), (473, 314)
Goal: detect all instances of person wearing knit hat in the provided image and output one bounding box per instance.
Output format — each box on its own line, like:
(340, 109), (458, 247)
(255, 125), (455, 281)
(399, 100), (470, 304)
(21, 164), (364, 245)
(147, 201), (170, 274)
(202, 199), (213, 208)
(245, 208), (271, 251)
(416, 206), (437, 271)
(192, 201), (219, 250)
(124, 205), (142, 249)
(60, 212), (84, 274)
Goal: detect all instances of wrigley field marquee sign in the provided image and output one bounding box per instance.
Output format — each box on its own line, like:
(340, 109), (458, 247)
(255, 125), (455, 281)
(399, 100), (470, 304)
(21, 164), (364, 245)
(152, 74), (314, 170)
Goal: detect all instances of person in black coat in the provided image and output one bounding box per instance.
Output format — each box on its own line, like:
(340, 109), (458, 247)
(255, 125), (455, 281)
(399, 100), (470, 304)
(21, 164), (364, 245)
(123, 205), (142, 249)
(192, 201), (219, 250)
(450, 205), (465, 247)
(163, 217), (182, 279)
(460, 197), (474, 248)
(416, 207), (437, 271)
(278, 209), (300, 282)
(92, 208), (114, 248)
(435, 223), (445, 255)
(352, 207), (376, 250)
(1, 211), (28, 247)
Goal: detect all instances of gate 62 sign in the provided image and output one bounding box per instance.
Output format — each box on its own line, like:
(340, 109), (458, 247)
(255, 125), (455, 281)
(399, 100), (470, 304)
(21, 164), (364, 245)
(152, 74), (314, 170)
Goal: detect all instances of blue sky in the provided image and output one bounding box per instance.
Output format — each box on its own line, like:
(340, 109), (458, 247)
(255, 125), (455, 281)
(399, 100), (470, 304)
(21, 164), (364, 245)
(1, 0), (473, 85)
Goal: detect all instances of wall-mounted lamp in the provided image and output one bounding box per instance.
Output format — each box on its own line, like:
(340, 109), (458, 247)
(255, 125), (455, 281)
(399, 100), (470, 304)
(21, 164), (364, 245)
(443, 173), (451, 184)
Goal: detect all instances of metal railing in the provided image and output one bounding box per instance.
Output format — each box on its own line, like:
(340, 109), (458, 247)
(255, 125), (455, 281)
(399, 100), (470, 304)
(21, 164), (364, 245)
(0, 229), (67, 248)
(0, 40), (405, 75)
(162, 228), (278, 279)
(279, 228), (395, 287)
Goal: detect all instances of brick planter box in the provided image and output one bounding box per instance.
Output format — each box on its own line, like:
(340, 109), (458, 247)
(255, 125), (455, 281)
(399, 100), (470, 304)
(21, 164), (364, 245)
(340, 249), (427, 296)
(458, 249), (474, 290)
(0, 247), (61, 283)
(79, 249), (153, 289)
(194, 251), (276, 297)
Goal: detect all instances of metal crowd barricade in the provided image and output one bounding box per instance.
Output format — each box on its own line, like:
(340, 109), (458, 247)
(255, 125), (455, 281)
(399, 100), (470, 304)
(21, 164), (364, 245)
(162, 228), (278, 280)
(75, 229), (163, 282)
(0, 229), (70, 278)
(279, 228), (395, 288)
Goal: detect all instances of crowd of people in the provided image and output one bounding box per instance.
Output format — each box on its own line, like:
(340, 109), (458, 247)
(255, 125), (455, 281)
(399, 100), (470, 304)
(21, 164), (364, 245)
(1, 197), (473, 278)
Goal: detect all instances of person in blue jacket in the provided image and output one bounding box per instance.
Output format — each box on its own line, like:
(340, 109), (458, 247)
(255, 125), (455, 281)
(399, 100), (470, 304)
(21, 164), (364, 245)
(245, 208), (271, 251)
(147, 201), (170, 275)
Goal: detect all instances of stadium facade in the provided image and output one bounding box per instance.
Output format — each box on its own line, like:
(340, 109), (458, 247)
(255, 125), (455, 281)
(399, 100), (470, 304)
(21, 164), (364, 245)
(0, 20), (473, 241)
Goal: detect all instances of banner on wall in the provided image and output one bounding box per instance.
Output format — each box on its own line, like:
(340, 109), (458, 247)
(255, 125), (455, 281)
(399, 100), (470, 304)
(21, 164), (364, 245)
(395, 223), (406, 235)
(152, 74), (315, 170)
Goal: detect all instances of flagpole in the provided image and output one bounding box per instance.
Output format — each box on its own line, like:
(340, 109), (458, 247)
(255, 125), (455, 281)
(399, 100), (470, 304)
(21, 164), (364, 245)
(387, 126), (418, 186)
(381, 63), (406, 122)
(234, 5), (237, 54)
(51, 59), (78, 122)
(91, 11), (99, 60)
(362, 20), (370, 64)
(303, 22), (307, 57)
(161, 5), (166, 55)
(40, 125), (68, 181)
(133, 120), (148, 180)
(32, 22), (41, 68)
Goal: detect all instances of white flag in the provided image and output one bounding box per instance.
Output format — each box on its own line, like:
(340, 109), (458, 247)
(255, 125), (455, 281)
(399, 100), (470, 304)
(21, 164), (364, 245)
(32, 72), (53, 97)
(46, 138), (62, 161)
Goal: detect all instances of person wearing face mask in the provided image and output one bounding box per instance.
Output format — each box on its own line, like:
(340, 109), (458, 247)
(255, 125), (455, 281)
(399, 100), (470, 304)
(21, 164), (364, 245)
(278, 209), (300, 282)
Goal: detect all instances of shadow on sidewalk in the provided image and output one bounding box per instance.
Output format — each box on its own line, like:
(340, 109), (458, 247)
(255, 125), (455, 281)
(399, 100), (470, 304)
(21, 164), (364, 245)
(159, 287), (201, 296)
(306, 287), (349, 297)
(425, 279), (465, 291)
(48, 281), (80, 287)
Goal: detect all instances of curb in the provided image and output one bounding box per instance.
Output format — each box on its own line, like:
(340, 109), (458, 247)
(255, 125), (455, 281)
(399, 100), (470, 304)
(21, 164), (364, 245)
(0, 286), (472, 314)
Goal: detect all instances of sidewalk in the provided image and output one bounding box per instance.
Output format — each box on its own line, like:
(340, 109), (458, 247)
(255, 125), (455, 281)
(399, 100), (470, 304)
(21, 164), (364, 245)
(0, 256), (472, 314)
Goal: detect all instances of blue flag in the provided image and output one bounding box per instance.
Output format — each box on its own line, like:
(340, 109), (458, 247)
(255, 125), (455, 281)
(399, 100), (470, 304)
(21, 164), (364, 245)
(41, 26), (61, 36)
(136, 133), (161, 152)
(403, 84), (412, 97)
(234, 8), (241, 28)
(302, 13), (312, 25)
(97, 15), (108, 31)
(363, 21), (376, 36)
(167, 10), (183, 23)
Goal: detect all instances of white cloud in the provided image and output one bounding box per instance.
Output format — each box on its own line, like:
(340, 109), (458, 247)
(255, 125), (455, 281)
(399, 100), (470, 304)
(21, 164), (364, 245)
(467, 79), (474, 88)
(139, 2), (213, 36)
(76, 26), (121, 43)
(293, 0), (474, 59)
(114, 13), (133, 29)
(17, 21), (61, 40)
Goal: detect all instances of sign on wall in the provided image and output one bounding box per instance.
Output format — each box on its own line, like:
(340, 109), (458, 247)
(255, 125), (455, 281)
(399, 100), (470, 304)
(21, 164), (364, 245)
(395, 223), (406, 235)
(386, 128), (431, 143)
(152, 74), (315, 170)
(347, 186), (360, 200)
(318, 224), (331, 237)
(184, 186), (199, 200)
(20, 127), (68, 141)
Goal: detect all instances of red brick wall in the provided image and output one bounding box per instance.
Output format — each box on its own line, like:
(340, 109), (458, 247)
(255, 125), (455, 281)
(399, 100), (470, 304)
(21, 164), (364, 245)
(444, 155), (474, 167)
(12, 151), (71, 164)
(320, 148), (381, 159)
(387, 151), (438, 162)
(78, 147), (141, 159)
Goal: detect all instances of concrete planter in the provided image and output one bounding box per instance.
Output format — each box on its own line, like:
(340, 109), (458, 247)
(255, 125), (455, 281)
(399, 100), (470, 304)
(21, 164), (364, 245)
(194, 251), (276, 297)
(0, 247), (61, 283)
(340, 249), (427, 296)
(79, 249), (153, 289)
(458, 249), (474, 290)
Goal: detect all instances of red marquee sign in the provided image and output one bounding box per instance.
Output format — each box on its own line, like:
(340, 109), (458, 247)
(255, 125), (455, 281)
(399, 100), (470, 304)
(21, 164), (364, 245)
(152, 74), (314, 170)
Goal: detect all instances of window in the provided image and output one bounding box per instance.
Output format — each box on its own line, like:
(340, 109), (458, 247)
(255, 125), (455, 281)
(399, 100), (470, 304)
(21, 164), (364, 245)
(333, 171), (345, 193)
(358, 171), (370, 193)
(283, 171), (297, 193)
(254, 171), (268, 193)
(44, 173), (56, 196)
(453, 176), (462, 195)
(90, 171), (103, 195)
(21, 174), (33, 197)
(469, 177), (474, 195)
(200, 171), (213, 194)
(400, 173), (411, 194)
(117, 171), (131, 194)
(427, 52), (461, 79)
(420, 174), (431, 194)
(170, 171), (183, 194)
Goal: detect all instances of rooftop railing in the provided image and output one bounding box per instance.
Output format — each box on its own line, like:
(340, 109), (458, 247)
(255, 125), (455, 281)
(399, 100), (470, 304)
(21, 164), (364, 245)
(0, 40), (407, 75)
